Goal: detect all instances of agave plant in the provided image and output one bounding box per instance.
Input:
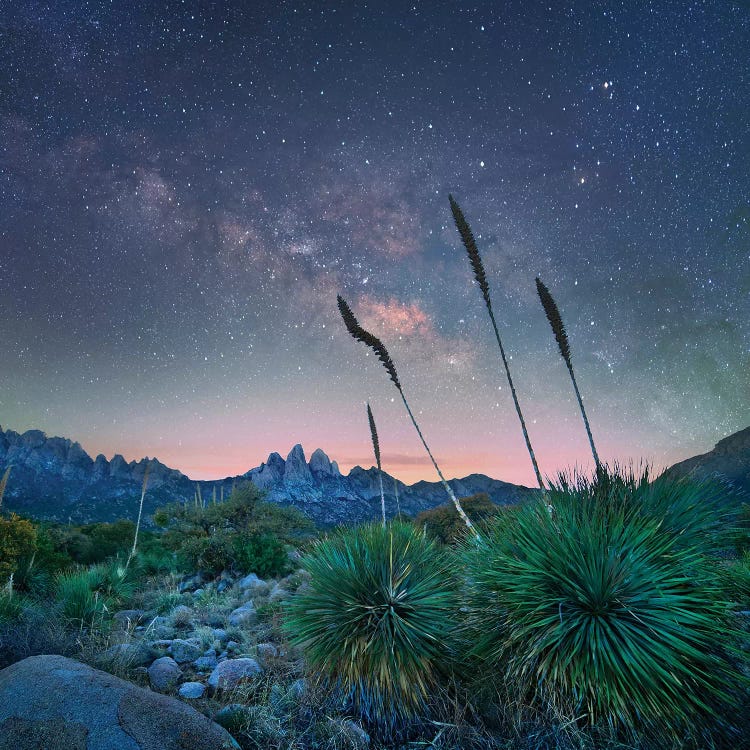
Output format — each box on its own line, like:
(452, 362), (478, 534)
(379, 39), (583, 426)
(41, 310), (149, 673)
(535, 277), (601, 469)
(449, 196), (544, 490)
(283, 521), (458, 732)
(462, 467), (741, 743)
(367, 402), (387, 527)
(337, 294), (477, 537)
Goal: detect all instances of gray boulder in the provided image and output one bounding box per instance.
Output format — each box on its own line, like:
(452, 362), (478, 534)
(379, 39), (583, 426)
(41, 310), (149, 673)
(208, 658), (262, 690)
(148, 656), (183, 692)
(228, 603), (257, 627)
(179, 681), (206, 699)
(102, 642), (154, 668)
(170, 639), (202, 664)
(0, 654), (238, 750)
(238, 573), (269, 595)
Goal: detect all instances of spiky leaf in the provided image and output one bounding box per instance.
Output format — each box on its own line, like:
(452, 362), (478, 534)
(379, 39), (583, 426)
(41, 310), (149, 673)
(337, 295), (400, 389)
(449, 194), (491, 307)
(535, 277), (571, 365)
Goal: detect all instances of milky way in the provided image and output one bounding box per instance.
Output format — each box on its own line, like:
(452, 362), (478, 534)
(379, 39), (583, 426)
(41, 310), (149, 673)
(0, 1), (748, 485)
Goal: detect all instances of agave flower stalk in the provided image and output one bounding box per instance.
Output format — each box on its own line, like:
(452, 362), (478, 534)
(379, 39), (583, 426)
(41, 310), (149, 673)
(535, 277), (601, 469)
(0, 466), (10, 509)
(126, 463), (151, 571)
(337, 295), (478, 538)
(367, 402), (387, 527)
(449, 195), (545, 490)
(393, 477), (401, 518)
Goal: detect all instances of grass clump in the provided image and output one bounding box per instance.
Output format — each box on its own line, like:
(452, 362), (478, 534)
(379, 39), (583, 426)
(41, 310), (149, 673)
(463, 467), (743, 746)
(284, 521), (458, 734)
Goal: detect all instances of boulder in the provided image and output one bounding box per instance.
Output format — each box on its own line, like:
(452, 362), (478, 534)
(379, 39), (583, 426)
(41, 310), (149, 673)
(102, 642), (154, 668)
(207, 658), (262, 690)
(179, 682), (206, 699)
(170, 639), (202, 664)
(0, 654), (239, 750)
(148, 656), (183, 692)
(238, 573), (269, 595)
(228, 603), (257, 627)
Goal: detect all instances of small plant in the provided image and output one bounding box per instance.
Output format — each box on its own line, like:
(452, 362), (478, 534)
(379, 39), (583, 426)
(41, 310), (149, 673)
(536, 277), (601, 469)
(367, 402), (386, 526)
(284, 521), (458, 733)
(337, 294), (477, 537)
(449, 196), (545, 490)
(0, 513), (37, 585)
(463, 468), (742, 744)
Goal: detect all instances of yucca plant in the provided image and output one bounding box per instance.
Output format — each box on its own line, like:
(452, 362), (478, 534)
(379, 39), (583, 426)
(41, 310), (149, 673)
(283, 521), (459, 733)
(125, 462), (151, 571)
(462, 468), (742, 744)
(535, 277), (601, 469)
(337, 294), (477, 537)
(449, 196), (544, 490)
(367, 402), (387, 527)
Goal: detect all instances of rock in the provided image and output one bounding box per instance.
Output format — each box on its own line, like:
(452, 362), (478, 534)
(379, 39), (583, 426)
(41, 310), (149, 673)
(255, 642), (278, 665)
(207, 658), (262, 690)
(288, 678), (307, 701)
(0, 654), (239, 750)
(112, 609), (147, 629)
(148, 656), (183, 692)
(170, 639), (202, 664)
(228, 603), (257, 626)
(194, 655), (218, 671)
(213, 628), (228, 641)
(340, 719), (370, 749)
(268, 584), (290, 603)
(193, 588), (205, 597)
(283, 444), (313, 484)
(226, 640), (240, 652)
(216, 580), (230, 594)
(179, 682), (206, 700)
(238, 573), (269, 595)
(102, 642), (154, 668)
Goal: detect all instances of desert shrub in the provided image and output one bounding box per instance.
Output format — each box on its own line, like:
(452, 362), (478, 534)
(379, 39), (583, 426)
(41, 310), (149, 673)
(78, 520), (135, 564)
(0, 513), (37, 583)
(462, 468), (743, 745)
(155, 482), (312, 575)
(284, 521), (458, 735)
(232, 532), (291, 578)
(416, 493), (500, 544)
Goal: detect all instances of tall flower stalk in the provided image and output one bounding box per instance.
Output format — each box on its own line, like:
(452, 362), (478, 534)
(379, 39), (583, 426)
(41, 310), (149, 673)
(449, 195), (545, 490)
(126, 463), (151, 571)
(535, 277), (601, 469)
(337, 295), (478, 538)
(0, 466), (10, 510)
(367, 402), (387, 527)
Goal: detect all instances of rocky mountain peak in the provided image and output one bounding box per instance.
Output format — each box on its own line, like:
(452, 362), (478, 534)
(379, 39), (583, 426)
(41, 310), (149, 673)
(284, 444), (312, 485)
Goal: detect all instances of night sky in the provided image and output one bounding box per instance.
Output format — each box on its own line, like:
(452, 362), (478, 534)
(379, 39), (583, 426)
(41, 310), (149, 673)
(1, 1), (748, 486)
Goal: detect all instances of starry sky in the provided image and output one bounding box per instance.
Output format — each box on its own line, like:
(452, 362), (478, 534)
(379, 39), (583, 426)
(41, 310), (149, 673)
(0, 1), (748, 486)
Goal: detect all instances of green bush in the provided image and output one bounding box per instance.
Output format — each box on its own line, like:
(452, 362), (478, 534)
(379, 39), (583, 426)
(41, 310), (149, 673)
(415, 493), (501, 544)
(232, 532), (290, 578)
(155, 481), (313, 575)
(462, 468), (742, 744)
(0, 513), (37, 583)
(0, 592), (24, 624)
(284, 522), (458, 733)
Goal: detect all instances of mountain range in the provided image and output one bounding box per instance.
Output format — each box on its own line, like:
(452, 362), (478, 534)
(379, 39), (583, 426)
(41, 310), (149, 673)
(0, 426), (537, 526)
(1, 425), (748, 527)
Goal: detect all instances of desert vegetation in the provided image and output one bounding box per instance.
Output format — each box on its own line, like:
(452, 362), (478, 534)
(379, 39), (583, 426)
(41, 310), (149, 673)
(1, 198), (749, 749)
